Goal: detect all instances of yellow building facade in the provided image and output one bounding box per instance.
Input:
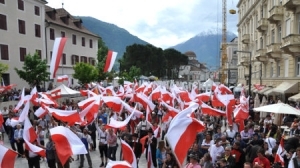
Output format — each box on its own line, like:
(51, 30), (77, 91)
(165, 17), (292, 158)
(237, 0), (300, 101)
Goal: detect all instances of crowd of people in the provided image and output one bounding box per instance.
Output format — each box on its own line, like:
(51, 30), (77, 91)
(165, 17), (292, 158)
(0, 84), (300, 168)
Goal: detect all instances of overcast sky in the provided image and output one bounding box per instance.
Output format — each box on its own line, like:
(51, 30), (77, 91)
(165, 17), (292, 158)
(47, 0), (239, 49)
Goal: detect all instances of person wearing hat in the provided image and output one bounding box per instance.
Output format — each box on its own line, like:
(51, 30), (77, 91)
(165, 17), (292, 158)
(184, 154), (201, 168)
(144, 129), (157, 167)
(129, 133), (142, 167)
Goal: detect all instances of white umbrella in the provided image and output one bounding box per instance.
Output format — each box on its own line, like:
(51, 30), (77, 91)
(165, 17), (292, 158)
(253, 103), (300, 115)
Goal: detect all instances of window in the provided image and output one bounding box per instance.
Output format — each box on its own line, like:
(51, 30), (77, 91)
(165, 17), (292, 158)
(71, 55), (79, 65)
(0, 14), (7, 30)
(89, 39), (93, 48)
(89, 57), (95, 65)
(81, 56), (87, 63)
(18, 19), (25, 34)
(271, 29), (275, 43)
(49, 51), (52, 63)
(260, 37), (263, 49)
(0, 44), (8, 60)
(263, 64), (266, 77)
(260, 6), (263, 18)
(278, 25), (281, 42)
(72, 34), (76, 45)
(82, 37), (85, 47)
(61, 31), (65, 37)
(34, 6), (40, 16)
(18, 0), (24, 10)
(270, 62), (273, 77)
(297, 57), (300, 76)
(277, 62), (280, 77)
(286, 19), (291, 36)
(36, 49), (41, 59)
(19, 47), (26, 62)
(50, 28), (55, 40)
(0, 0), (4, 4)
(35, 24), (41, 37)
(62, 53), (66, 65)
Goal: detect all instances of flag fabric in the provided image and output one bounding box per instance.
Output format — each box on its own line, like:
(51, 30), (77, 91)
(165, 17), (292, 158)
(50, 37), (67, 79)
(0, 114), (3, 126)
(23, 139), (46, 157)
(18, 101), (30, 122)
(106, 160), (132, 168)
(46, 107), (81, 124)
(23, 117), (37, 143)
(104, 50), (118, 72)
(165, 103), (205, 166)
(147, 144), (155, 168)
(0, 145), (18, 168)
(288, 152), (296, 168)
(49, 126), (87, 165)
(200, 102), (226, 116)
(274, 137), (285, 167)
(106, 107), (136, 129)
(101, 96), (123, 112)
(57, 75), (69, 82)
(120, 139), (137, 168)
(34, 107), (47, 118)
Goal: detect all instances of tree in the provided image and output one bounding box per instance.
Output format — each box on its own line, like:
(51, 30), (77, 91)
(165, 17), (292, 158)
(73, 62), (98, 85)
(96, 38), (110, 81)
(0, 62), (8, 82)
(119, 66), (141, 84)
(14, 52), (49, 87)
(163, 48), (188, 79)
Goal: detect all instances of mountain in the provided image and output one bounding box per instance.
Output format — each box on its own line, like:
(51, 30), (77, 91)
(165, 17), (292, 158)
(171, 30), (237, 67)
(80, 16), (149, 60)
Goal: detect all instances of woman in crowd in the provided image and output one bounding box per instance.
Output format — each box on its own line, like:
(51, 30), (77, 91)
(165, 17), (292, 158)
(156, 140), (167, 168)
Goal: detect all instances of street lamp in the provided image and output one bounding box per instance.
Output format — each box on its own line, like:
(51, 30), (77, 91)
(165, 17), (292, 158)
(234, 50), (252, 97)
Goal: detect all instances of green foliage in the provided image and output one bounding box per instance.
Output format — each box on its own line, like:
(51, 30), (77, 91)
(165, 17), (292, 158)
(73, 62), (98, 85)
(119, 44), (187, 79)
(119, 66), (141, 83)
(14, 52), (49, 86)
(0, 62), (8, 81)
(96, 38), (109, 80)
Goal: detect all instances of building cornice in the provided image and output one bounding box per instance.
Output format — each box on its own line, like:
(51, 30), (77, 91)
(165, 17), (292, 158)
(237, 0), (260, 27)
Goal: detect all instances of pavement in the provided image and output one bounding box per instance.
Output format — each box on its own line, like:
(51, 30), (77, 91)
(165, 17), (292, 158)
(1, 135), (148, 168)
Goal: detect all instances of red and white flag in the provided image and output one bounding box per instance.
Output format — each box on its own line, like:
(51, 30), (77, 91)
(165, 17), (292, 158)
(106, 107), (136, 129)
(18, 101), (30, 122)
(57, 75), (69, 82)
(101, 96), (123, 112)
(23, 117), (37, 143)
(50, 37), (67, 79)
(10, 117), (20, 127)
(134, 93), (156, 111)
(46, 107), (81, 124)
(121, 139), (137, 168)
(106, 160), (132, 168)
(34, 107), (47, 118)
(49, 126), (87, 165)
(200, 102), (226, 116)
(147, 144), (155, 168)
(104, 50), (117, 72)
(0, 114), (3, 126)
(274, 137), (285, 167)
(0, 145), (18, 168)
(165, 103), (205, 166)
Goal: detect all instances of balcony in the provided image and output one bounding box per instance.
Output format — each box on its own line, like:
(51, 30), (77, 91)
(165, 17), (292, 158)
(255, 49), (268, 62)
(268, 6), (283, 24)
(240, 56), (249, 66)
(256, 18), (268, 32)
(266, 43), (282, 60)
(280, 34), (300, 56)
(242, 34), (250, 44)
(283, 0), (300, 11)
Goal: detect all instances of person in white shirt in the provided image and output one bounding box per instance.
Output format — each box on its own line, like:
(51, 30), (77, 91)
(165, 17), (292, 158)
(264, 115), (273, 133)
(36, 125), (45, 146)
(265, 135), (276, 151)
(209, 138), (225, 164)
(226, 125), (237, 144)
(136, 117), (151, 138)
(96, 121), (108, 167)
(76, 128), (93, 168)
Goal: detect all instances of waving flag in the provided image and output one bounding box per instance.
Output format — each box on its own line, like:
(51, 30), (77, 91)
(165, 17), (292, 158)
(18, 100), (30, 122)
(106, 160), (132, 168)
(121, 139), (137, 168)
(46, 107), (81, 124)
(147, 144), (155, 168)
(50, 126), (87, 165)
(106, 107), (136, 129)
(57, 75), (69, 82)
(0, 145), (18, 168)
(23, 117), (37, 143)
(50, 37), (67, 79)
(200, 102), (226, 116)
(165, 103), (205, 166)
(274, 137), (285, 167)
(104, 50), (117, 72)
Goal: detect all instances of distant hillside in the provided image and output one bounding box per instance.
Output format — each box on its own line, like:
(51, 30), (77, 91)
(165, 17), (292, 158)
(80, 16), (149, 60)
(171, 30), (237, 67)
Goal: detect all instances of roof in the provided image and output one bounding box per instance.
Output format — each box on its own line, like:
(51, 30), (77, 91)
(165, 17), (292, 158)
(45, 6), (99, 38)
(184, 51), (197, 58)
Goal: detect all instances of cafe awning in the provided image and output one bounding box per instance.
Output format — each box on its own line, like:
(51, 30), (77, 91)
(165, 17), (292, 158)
(288, 93), (300, 102)
(272, 81), (298, 94)
(258, 87), (272, 94)
(264, 89), (274, 96)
